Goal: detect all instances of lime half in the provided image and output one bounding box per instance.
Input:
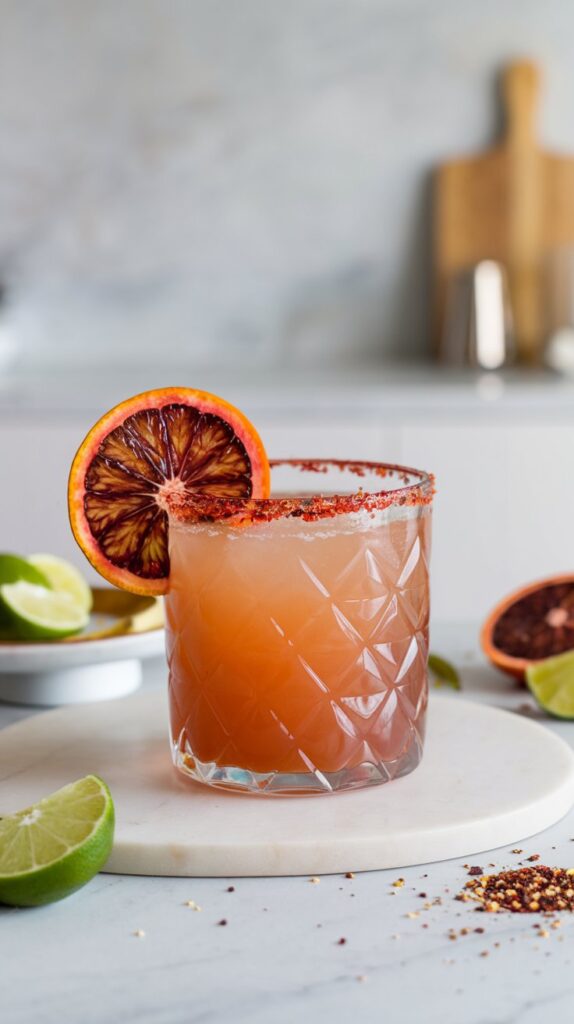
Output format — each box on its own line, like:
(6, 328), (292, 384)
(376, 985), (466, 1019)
(526, 650), (574, 719)
(0, 581), (89, 640)
(28, 553), (93, 614)
(0, 775), (114, 906)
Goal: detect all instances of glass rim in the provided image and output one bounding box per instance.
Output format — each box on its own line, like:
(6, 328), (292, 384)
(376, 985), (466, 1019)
(167, 458), (434, 526)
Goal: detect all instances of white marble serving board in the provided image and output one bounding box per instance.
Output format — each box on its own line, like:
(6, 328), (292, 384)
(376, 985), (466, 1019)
(1, 690), (574, 877)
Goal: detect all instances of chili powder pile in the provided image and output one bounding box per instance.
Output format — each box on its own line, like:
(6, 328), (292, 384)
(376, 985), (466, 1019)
(457, 866), (574, 913)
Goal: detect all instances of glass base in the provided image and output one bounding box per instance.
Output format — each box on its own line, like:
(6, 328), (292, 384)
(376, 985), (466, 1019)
(171, 735), (424, 796)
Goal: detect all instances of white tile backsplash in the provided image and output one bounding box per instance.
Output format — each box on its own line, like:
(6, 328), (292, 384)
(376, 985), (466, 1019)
(2, 373), (573, 622)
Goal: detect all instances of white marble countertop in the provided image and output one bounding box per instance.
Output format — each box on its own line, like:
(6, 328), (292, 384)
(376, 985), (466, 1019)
(2, 623), (574, 1024)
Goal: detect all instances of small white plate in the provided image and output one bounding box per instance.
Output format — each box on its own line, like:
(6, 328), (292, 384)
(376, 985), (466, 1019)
(0, 589), (165, 706)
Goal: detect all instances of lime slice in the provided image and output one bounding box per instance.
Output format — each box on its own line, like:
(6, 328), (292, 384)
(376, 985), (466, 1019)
(0, 581), (89, 640)
(526, 650), (574, 719)
(28, 553), (93, 613)
(0, 775), (114, 906)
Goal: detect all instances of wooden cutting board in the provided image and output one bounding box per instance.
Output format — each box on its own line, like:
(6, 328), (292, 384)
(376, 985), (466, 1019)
(1, 690), (573, 876)
(434, 60), (574, 363)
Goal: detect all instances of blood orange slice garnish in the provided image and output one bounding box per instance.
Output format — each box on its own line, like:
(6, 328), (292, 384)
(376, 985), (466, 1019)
(481, 574), (574, 681)
(68, 388), (270, 595)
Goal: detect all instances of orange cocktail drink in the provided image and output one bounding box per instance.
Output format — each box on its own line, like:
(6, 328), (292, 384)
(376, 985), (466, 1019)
(166, 460), (434, 795)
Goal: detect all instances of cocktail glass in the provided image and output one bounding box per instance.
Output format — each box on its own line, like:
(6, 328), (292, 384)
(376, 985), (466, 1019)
(165, 460), (434, 795)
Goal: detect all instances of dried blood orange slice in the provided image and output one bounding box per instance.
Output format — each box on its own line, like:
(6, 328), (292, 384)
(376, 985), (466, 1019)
(481, 575), (574, 681)
(68, 388), (270, 595)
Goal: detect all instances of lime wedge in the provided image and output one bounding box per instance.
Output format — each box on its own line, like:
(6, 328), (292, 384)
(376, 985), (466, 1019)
(0, 554), (53, 637)
(0, 581), (89, 640)
(0, 775), (114, 906)
(0, 553), (51, 588)
(28, 553), (93, 613)
(526, 650), (574, 719)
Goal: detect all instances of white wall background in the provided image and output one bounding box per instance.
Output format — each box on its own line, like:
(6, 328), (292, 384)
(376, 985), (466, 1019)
(2, 0), (574, 370)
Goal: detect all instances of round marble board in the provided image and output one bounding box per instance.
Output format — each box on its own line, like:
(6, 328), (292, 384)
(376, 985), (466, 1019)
(1, 690), (573, 877)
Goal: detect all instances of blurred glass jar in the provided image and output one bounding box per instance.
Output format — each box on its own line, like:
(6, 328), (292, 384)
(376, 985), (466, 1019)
(544, 246), (574, 375)
(439, 261), (516, 370)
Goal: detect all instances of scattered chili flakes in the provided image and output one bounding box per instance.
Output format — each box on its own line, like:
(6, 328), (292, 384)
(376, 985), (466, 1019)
(467, 866), (483, 876)
(309, 877), (321, 884)
(217, 919), (228, 927)
(226, 886), (235, 892)
(392, 878), (405, 888)
(447, 926), (475, 941)
(337, 937), (347, 946)
(511, 849), (523, 855)
(460, 866), (574, 913)
(527, 854), (541, 862)
(345, 871), (355, 879)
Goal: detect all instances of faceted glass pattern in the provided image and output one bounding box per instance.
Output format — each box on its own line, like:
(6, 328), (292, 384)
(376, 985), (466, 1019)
(166, 498), (432, 795)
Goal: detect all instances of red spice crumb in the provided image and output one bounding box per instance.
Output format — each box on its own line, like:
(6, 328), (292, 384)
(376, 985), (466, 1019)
(418, 892), (427, 898)
(345, 871), (355, 879)
(337, 937), (347, 946)
(217, 919), (228, 926)
(474, 927), (485, 934)
(480, 951), (489, 958)
(467, 866), (483, 876)
(226, 886), (235, 893)
(527, 854), (541, 862)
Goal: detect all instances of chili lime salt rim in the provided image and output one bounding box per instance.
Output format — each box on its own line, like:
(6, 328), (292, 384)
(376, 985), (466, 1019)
(167, 458), (435, 526)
